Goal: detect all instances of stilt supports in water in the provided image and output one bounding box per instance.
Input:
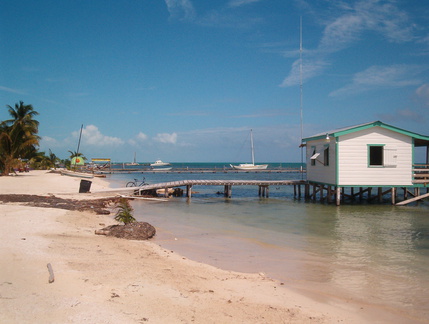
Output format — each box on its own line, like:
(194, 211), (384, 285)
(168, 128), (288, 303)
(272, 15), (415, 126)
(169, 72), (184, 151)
(298, 182), (428, 206)
(258, 185), (269, 198)
(224, 185), (232, 198)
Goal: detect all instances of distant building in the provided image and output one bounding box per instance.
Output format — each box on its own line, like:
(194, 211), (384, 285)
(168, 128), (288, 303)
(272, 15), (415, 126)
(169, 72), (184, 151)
(301, 121), (429, 205)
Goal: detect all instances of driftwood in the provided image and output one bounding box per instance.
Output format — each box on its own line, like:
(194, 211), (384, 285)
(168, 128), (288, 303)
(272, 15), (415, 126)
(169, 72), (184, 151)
(95, 222), (156, 240)
(47, 263), (55, 283)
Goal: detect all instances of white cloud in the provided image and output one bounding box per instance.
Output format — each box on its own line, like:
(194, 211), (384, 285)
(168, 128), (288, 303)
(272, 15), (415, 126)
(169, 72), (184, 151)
(136, 132), (148, 141)
(76, 125), (124, 147)
(330, 65), (424, 97)
(128, 132), (149, 146)
(416, 84), (429, 108)
(38, 136), (61, 152)
(228, 0), (262, 8)
(164, 0), (195, 21)
(0, 85), (27, 95)
(154, 132), (178, 144)
(280, 58), (330, 87)
(281, 0), (415, 87)
(377, 108), (423, 123)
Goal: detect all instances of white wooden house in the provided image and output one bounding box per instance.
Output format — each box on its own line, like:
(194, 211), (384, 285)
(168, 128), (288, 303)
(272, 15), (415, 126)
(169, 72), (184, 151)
(301, 121), (429, 205)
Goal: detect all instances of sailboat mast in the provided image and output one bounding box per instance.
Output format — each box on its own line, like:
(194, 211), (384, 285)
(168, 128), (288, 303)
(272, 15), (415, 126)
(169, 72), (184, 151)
(299, 17), (304, 178)
(74, 124), (83, 168)
(250, 129), (255, 165)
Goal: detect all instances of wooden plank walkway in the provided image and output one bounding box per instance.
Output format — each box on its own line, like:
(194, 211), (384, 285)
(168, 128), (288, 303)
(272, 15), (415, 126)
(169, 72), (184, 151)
(93, 179), (306, 198)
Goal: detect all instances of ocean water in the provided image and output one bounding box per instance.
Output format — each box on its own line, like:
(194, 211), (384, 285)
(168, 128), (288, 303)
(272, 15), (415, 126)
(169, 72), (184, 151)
(105, 167), (429, 322)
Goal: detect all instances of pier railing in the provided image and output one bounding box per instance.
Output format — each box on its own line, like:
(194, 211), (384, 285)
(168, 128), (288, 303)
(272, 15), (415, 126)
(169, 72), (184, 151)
(413, 164), (429, 184)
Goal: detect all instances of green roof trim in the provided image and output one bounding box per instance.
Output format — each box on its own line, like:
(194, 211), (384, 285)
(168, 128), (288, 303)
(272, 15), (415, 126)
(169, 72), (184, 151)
(302, 121), (429, 143)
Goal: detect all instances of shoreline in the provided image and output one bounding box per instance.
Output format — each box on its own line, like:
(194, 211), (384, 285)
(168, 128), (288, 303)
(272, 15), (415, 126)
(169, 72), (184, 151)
(0, 170), (408, 323)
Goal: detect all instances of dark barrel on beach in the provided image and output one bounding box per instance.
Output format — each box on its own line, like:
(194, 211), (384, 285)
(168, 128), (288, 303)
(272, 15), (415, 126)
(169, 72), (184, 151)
(79, 180), (92, 193)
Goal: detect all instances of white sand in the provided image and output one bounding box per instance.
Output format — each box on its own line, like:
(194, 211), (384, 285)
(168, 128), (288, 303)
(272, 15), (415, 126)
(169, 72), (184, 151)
(0, 170), (387, 323)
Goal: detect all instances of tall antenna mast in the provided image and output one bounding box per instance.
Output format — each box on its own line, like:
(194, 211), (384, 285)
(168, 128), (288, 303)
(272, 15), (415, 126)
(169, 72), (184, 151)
(299, 17), (304, 178)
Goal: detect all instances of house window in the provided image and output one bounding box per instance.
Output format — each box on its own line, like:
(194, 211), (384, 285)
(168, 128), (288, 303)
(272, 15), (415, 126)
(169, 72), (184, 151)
(368, 145), (384, 166)
(324, 146), (329, 166)
(310, 148), (316, 166)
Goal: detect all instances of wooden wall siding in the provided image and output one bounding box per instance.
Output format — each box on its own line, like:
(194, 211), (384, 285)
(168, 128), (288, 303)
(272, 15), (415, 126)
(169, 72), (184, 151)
(337, 127), (413, 186)
(306, 138), (336, 184)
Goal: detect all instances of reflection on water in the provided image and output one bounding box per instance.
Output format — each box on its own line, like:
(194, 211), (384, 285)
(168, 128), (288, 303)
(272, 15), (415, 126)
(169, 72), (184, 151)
(327, 206), (429, 313)
(107, 173), (429, 320)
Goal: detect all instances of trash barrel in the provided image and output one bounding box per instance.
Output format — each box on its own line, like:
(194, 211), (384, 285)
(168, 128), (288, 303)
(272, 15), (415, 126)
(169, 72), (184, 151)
(79, 180), (92, 193)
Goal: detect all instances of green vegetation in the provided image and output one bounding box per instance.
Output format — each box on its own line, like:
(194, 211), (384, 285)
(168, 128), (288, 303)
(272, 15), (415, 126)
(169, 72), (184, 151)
(0, 101), (40, 175)
(0, 101), (76, 175)
(114, 198), (136, 225)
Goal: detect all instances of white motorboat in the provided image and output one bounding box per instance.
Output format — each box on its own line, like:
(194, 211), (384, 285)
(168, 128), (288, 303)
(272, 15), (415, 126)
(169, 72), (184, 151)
(150, 159), (171, 167)
(230, 130), (268, 170)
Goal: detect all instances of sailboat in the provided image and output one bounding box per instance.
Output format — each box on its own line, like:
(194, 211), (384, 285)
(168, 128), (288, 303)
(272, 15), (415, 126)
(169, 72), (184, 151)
(230, 130), (268, 170)
(126, 152), (139, 166)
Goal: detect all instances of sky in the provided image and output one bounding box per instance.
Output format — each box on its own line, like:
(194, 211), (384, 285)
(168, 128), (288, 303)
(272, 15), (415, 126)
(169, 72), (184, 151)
(1, 0), (429, 163)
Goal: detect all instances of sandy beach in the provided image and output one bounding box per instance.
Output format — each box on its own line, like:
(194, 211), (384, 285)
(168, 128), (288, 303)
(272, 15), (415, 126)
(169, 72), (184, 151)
(0, 170), (386, 323)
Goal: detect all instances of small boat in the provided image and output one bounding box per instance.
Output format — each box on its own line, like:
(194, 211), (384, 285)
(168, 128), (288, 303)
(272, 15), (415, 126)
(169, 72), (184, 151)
(230, 129), (268, 170)
(61, 170), (94, 179)
(150, 159), (171, 167)
(126, 152), (139, 166)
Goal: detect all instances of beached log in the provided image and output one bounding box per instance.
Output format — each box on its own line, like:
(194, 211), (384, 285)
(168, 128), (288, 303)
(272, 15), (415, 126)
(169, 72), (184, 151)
(47, 263), (55, 283)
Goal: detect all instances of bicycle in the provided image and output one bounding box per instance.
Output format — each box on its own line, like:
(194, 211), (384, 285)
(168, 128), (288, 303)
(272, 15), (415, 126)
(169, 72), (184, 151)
(126, 177), (148, 187)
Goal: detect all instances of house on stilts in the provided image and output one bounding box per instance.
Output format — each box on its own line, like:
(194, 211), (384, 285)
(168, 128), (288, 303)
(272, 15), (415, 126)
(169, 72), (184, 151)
(301, 121), (429, 206)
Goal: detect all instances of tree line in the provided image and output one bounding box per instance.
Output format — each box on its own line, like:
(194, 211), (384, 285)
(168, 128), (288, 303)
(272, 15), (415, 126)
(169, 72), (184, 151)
(0, 101), (86, 176)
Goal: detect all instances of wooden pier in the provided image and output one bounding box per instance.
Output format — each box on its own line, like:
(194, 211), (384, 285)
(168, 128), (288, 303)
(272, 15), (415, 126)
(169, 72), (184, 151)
(95, 179), (306, 198)
(93, 178), (427, 205)
(137, 179), (306, 198)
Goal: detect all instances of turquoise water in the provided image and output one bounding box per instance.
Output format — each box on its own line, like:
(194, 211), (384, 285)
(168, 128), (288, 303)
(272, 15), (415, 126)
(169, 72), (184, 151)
(106, 169), (429, 321)
(109, 162), (305, 170)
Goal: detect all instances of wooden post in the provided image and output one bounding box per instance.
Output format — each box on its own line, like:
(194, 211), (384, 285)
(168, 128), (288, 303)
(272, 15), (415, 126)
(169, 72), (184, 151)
(391, 187), (396, 205)
(415, 187), (420, 197)
(336, 187), (341, 206)
(378, 187), (383, 203)
(266, 186), (269, 198)
(298, 184), (301, 198)
(164, 186), (169, 198)
(327, 186), (332, 203)
(225, 185), (232, 198)
(186, 185), (192, 198)
(359, 187), (363, 201)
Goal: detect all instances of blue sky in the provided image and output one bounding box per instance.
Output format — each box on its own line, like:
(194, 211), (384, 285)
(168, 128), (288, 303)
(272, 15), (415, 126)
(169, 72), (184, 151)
(1, 0), (429, 163)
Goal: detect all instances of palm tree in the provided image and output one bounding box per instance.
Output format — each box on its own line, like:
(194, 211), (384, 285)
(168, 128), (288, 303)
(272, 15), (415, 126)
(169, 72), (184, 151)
(29, 149), (59, 170)
(68, 150), (87, 170)
(48, 149), (59, 168)
(68, 150), (86, 160)
(0, 102), (40, 175)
